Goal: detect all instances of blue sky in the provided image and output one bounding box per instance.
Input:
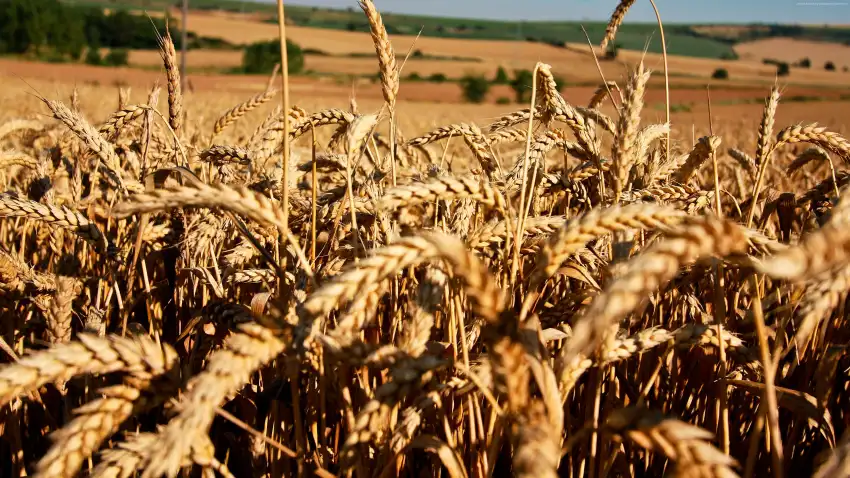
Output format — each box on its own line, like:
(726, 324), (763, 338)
(259, 0), (850, 24)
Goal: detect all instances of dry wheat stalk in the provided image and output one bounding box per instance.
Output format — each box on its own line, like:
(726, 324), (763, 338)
(0, 193), (108, 252)
(111, 181), (312, 275)
(300, 231), (500, 338)
(0, 334), (177, 408)
(588, 81), (620, 109)
(35, 373), (178, 478)
(211, 65), (279, 140)
(604, 407), (739, 477)
(600, 0), (636, 51)
(137, 319), (290, 478)
(753, 223), (850, 281)
(156, 28), (183, 134)
(0, 249), (56, 292)
(469, 216), (564, 252)
(671, 136), (721, 184)
(487, 108), (543, 133)
(44, 276), (80, 344)
(199, 146), (253, 166)
(488, 128), (529, 146)
(612, 63), (651, 196)
(0, 118), (44, 141)
(814, 432), (850, 478)
(99, 105), (150, 140)
(728, 148), (757, 179)
(377, 176), (507, 212)
(43, 99), (123, 178)
(0, 150), (39, 170)
(775, 123), (850, 162)
(755, 86), (780, 168)
(787, 147), (830, 176)
(360, 0), (398, 107)
(531, 204), (687, 290)
(560, 216), (749, 366)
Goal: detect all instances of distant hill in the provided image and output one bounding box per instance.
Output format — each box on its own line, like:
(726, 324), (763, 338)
(64, 0), (850, 60)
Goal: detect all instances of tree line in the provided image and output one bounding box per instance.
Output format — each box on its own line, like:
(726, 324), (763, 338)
(0, 0), (175, 62)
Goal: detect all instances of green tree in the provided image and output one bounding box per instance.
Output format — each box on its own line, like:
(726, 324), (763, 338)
(777, 62), (790, 76)
(825, 61), (836, 71)
(243, 39), (304, 74)
(460, 74), (490, 103)
(428, 73), (448, 83)
(510, 69), (533, 103)
(85, 47), (102, 65)
(104, 49), (129, 67)
(493, 66), (509, 84)
(712, 68), (729, 80)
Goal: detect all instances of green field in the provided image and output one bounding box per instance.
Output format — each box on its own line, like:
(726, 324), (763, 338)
(63, 0), (850, 59)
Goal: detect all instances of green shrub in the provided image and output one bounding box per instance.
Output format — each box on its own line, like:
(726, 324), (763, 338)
(460, 74), (490, 103)
(825, 61), (836, 71)
(85, 48), (102, 66)
(493, 66), (509, 84)
(103, 49), (128, 67)
(243, 39), (304, 74)
(776, 62), (790, 76)
(711, 68), (729, 80)
(407, 72), (422, 81)
(496, 96), (511, 105)
(428, 72), (448, 83)
(798, 57), (811, 68)
(670, 103), (692, 113)
(511, 69), (533, 103)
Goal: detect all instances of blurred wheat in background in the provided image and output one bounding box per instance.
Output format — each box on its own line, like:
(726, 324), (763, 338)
(0, 0), (849, 477)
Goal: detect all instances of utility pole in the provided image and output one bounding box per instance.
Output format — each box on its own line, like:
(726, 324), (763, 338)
(181, 0), (189, 92)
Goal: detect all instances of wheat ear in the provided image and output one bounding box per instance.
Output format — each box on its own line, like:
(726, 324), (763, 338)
(112, 181), (312, 278)
(0, 193), (108, 252)
(137, 320), (291, 478)
(99, 105), (151, 140)
(0, 334), (177, 408)
(561, 217), (749, 366)
(359, 0), (398, 107)
(775, 123), (850, 162)
(530, 204), (687, 291)
(671, 136), (721, 184)
(604, 407), (738, 477)
(156, 28), (183, 134)
(44, 276), (80, 344)
(600, 0), (637, 51)
(612, 62), (650, 196)
(35, 372), (178, 478)
(753, 223), (850, 282)
(377, 176), (507, 212)
(211, 65), (279, 140)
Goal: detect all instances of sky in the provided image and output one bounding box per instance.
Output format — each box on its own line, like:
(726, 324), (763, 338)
(256, 0), (850, 24)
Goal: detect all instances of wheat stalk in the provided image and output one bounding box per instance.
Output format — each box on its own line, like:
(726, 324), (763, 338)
(600, 0), (637, 51)
(0, 193), (108, 252)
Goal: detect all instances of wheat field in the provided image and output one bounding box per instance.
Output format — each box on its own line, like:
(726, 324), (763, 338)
(1, 1), (849, 477)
